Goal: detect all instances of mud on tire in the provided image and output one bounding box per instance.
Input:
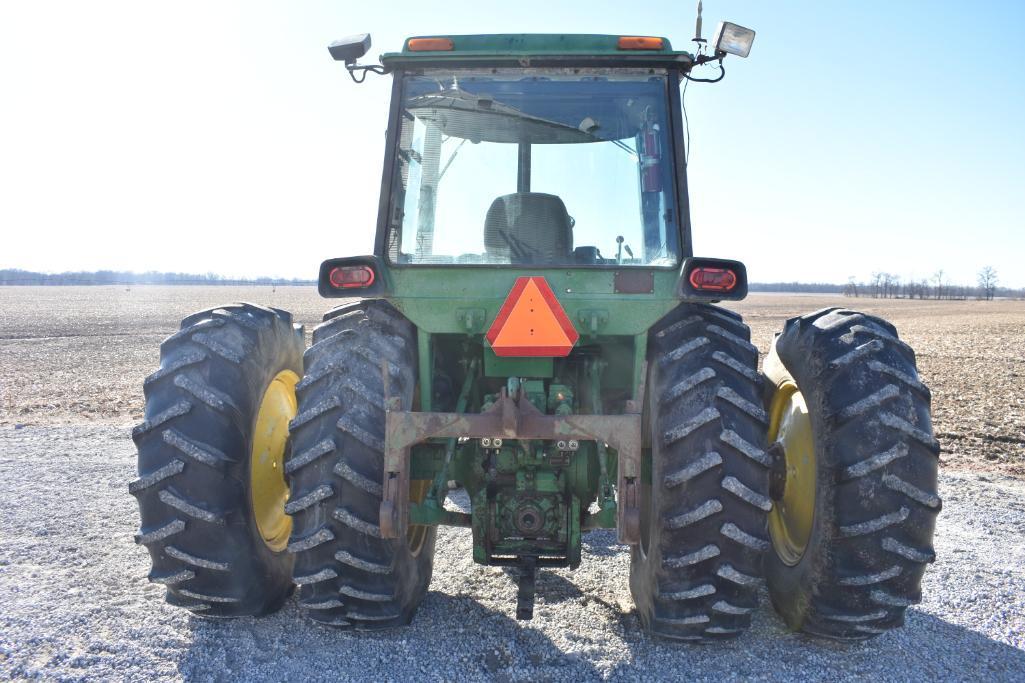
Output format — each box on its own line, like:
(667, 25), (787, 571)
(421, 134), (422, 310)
(765, 307), (940, 639)
(630, 304), (770, 641)
(286, 300), (436, 628)
(131, 303), (304, 616)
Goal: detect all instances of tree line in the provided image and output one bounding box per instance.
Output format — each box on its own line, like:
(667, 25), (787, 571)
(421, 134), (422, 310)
(0, 269), (315, 286)
(843, 266), (1019, 300)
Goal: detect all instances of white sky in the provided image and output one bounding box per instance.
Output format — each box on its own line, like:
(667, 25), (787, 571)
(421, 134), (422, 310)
(1, 1), (1023, 287)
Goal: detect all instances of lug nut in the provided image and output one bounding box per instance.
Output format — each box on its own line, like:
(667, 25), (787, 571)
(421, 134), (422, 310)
(768, 441), (787, 500)
(481, 437), (492, 448)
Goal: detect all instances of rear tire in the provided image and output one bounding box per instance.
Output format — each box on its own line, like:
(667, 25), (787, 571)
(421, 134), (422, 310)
(630, 304), (770, 641)
(286, 300), (436, 629)
(763, 307), (940, 640)
(131, 303), (304, 616)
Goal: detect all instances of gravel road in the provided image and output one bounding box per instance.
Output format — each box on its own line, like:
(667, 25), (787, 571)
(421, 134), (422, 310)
(1, 425), (1023, 681)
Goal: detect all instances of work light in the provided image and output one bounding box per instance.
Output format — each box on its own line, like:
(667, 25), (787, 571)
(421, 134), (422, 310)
(328, 33), (371, 63)
(714, 22), (755, 58)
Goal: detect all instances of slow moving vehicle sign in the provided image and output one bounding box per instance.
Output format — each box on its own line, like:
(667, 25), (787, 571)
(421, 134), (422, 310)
(486, 277), (579, 357)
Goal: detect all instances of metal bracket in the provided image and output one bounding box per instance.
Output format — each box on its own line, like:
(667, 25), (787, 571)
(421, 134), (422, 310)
(456, 308), (486, 333)
(576, 308), (609, 335)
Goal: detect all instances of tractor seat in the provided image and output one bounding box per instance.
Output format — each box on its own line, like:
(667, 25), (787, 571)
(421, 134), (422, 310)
(484, 193), (573, 264)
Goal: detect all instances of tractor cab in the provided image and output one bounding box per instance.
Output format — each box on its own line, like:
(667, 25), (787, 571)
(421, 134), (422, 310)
(377, 35), (691, 270)
(320, 34), (750, 336)
(391, 63), (681, 267)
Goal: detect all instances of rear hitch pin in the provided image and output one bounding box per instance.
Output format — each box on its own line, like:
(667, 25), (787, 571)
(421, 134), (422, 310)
(516, 557), (538, 620)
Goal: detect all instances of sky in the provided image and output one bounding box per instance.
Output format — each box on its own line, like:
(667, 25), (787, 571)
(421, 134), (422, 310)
(1, 0), (1023, 287)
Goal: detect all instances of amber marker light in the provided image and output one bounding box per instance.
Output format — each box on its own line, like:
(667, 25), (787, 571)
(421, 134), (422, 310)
(617, 36), (664, 50)
(407, 37), (455, 51)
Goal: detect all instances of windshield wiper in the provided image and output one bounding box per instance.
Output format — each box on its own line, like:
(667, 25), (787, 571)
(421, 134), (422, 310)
(610, 139), (637, 157)
(438, 138), (467, 181)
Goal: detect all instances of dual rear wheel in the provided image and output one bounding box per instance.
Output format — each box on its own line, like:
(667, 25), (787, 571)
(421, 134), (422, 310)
(132, 301), (433, 626)
(632, 305), (939, 641)
(132, 303), (938, 640)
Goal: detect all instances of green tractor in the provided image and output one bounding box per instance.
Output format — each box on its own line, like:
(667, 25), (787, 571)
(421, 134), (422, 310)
(131, 22), (939, 642)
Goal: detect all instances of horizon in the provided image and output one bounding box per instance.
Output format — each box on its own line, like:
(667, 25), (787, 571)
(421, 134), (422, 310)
(1, 1), (1023, 287)
(3, 266), (1020, 295)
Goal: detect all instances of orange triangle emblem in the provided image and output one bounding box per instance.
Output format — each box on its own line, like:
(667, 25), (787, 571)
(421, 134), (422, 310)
(486, 277), (579, 357)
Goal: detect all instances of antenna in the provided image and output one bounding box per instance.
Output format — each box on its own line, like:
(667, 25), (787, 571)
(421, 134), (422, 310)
(693, 0), (706, 44)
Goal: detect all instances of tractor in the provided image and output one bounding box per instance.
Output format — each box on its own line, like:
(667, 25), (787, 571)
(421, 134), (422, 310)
(131, 19), (939, 642)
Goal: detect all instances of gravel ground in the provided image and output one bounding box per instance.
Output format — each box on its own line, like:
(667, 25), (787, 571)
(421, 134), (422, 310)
(1, 425), (1023, 682)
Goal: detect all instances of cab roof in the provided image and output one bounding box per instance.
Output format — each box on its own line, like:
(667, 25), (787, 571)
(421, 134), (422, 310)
(380, 34), (693, 69)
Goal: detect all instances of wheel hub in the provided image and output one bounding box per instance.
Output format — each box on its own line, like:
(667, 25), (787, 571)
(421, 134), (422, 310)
(767, 380), (816, 566)
(250, 370), (299, 552)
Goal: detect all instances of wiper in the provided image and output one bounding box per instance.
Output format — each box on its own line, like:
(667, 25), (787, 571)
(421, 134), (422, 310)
(438, 138), (467, 181)
(579, 117), (636, 157)
(611, 139), (637, 158)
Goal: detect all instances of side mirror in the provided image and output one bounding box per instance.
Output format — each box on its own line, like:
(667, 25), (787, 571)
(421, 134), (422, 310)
(713, 22), (755, 58)
(328, 33), (371, 64)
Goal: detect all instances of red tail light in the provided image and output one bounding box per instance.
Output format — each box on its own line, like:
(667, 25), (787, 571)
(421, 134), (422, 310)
(689, 267), (737, 292)
(329, 265), (375, 289)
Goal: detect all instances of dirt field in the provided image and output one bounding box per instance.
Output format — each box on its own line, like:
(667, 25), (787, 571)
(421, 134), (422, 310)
(2, 286), (1022, 476)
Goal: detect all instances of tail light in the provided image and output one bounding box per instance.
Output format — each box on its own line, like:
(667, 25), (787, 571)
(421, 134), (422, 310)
(689, 267), (738, 292)
(680, 257), (747, 301)
(329, 265), (375, 289)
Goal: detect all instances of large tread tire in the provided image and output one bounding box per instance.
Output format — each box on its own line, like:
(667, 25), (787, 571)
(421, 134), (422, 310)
(764, 307), (940, 640)
(630, 304), (770, 641)
(131, 303), (304, 616)
(286, 300), (436, 629)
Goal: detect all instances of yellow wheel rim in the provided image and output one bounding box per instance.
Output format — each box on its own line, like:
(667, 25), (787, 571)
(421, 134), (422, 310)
(767, 379), (817, 566)
(250, 369), (299, 552)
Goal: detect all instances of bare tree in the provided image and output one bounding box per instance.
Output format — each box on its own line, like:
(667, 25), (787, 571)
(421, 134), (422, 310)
(844, 276), (860, 298)
(883, 273), (900, 299)
(870, 272), (883, 298)
(932, 269), (945, 300)
(978, 266), (998, 300)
